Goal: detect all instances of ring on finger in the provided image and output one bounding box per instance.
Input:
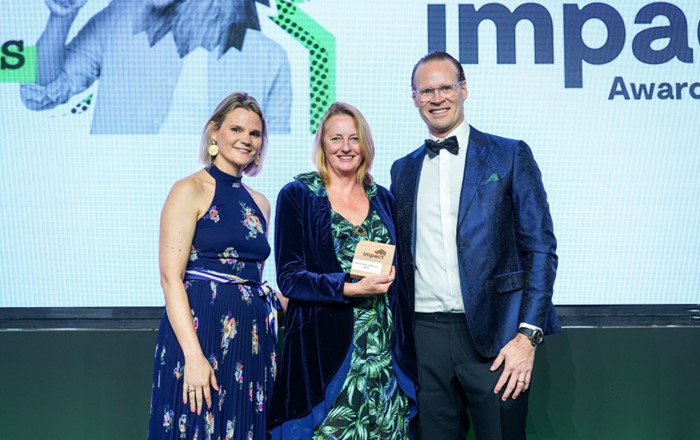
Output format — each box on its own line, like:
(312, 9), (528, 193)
(187, 387), (195, 393)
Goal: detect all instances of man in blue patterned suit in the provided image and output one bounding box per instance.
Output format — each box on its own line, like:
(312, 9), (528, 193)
(390, 51), (560, 439)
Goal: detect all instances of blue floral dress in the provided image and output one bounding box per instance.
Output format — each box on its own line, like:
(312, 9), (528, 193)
(148, 165), (278, 440)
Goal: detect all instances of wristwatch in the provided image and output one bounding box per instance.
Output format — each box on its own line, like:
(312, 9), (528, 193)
(518, 327), (544, 347)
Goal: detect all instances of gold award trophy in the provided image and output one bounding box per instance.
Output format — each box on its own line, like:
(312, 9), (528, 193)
(350, 241), (395, 278)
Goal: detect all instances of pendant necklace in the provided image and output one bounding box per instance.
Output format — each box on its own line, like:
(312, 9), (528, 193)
(353, 224), (367, 237)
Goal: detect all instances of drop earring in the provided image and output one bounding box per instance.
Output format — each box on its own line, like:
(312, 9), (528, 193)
(254, 156), (261, 166)
(207, 139), (219, 156)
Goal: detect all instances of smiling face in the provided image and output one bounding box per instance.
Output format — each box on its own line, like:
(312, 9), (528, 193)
(210, 107), (263, 176)
(322, 114), (364, 180)
(412, 59), (468, 137)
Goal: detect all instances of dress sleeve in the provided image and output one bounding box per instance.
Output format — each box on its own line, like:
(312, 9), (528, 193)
(274, 183), (348, 304)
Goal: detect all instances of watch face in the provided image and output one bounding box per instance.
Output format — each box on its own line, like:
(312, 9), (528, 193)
(519, 328), (543, 345)
(532, 329), (544, 344)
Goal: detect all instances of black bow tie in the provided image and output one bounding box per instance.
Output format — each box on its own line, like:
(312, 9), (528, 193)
(425, 136), (459, 159)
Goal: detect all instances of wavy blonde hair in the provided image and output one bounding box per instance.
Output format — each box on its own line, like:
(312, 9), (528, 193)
(313, 102), (375, 186)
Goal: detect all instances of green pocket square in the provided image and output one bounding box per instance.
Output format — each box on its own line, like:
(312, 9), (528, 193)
(483, 172), (499, 184)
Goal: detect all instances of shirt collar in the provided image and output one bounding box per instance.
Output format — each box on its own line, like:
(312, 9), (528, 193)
(428, 120), (470, 144)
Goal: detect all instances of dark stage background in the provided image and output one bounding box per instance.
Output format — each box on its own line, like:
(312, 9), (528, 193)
(1, 308), (699, 439)
(1, 327), (699, 439)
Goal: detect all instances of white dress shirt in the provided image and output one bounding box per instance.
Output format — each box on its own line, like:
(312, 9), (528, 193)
(413, 121), (542, 332)
(414, 121), (470, 313)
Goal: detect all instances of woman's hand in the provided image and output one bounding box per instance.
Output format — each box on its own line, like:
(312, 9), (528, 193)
(182, 354), (220, 415)
(344, 266), (396, 298)
(275, 290), (289, 312)
(45, 0), (88, 17)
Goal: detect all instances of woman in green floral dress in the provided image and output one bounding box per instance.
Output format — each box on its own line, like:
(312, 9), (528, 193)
(269, 102), (418, 439)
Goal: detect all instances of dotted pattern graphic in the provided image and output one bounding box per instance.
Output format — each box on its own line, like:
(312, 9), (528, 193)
(70, 94), (93, 115)
(271, 0), (335, 133)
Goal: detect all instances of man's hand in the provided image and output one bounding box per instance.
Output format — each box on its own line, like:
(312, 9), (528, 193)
(491, 333), (536, 401)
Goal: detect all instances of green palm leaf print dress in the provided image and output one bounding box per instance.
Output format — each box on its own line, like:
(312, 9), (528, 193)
(298, 172), (410, 440)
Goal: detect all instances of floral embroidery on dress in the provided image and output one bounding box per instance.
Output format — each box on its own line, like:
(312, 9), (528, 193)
(240, 202), (264, 240)
(191, 309), (199, 332)
(204, 411), (215, 438)
(218, 247), (238, 264)
(208, 354), (218, 371)
(178, 414), (187, 438)
(220, 314), (238, 359)
(218, 247), (245, 273)
(218, 389), (227, 412)
(150, 163), (275, 439)
(173, 361), (183, 379)
(163, 406), (174, 431)
(210, 282), (218, 304)
(255, 382), (265, 413)
(235, 362), (244, 389)
(226, 419), (235, 439)
(239, 284), (253, 304)
(206, 205), (220, 223)
(270, 352), (277, 379)
(251, 320), (259, 354)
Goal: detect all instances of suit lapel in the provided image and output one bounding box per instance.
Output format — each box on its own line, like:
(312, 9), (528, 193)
(457, 127), (494, 228)
(399, 148), (425, 257)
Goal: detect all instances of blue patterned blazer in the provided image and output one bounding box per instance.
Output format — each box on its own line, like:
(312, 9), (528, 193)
(390, 126), (561, 358)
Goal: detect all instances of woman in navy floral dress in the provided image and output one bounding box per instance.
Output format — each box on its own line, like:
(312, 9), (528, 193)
(148, 92), (281, 440)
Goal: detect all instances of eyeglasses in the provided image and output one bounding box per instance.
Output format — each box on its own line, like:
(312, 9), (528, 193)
(413, 81), (465, 102)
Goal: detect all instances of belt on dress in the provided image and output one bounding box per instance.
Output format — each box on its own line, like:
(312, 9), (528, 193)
(184, 269), (281, 342)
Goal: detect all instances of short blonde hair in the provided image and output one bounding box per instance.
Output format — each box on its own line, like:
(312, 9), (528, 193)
(199, 92), (268, 176)
(313, 102), (375, 186)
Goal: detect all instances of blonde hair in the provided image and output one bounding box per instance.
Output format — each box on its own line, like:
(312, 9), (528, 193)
(199, 92), (268, 176)
(313, 102), (375, 186)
